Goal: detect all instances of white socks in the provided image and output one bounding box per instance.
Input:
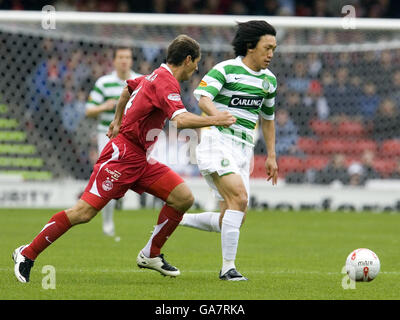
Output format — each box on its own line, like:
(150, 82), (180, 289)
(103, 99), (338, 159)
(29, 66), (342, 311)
(180, 209), (245, 275)
(102, 199), (116, 236)
(180, 212), (221, 232)
(221, 210), (244, 275)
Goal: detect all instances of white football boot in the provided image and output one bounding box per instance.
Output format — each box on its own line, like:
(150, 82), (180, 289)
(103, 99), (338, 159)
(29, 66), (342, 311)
(12, 245), (34, 283)
(136, 251), (180, 277)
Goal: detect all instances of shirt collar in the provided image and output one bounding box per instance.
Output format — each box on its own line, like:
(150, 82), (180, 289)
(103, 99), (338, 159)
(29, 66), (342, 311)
(161, 63), (173, 75)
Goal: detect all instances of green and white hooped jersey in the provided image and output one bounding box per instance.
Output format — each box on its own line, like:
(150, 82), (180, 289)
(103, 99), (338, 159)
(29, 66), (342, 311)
(86, 70), (141, 133)
(193, 56), (277, 146)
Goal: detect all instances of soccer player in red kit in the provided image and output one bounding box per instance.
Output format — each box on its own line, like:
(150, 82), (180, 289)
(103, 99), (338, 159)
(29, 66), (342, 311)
(12, 35), (236, 282)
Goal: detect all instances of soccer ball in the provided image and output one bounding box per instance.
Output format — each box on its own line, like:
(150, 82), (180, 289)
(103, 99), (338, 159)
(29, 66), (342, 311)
(345, 248), (380, 282)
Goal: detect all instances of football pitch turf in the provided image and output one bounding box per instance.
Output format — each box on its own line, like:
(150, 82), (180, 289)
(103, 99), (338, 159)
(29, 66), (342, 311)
(0, 208), (399, 300)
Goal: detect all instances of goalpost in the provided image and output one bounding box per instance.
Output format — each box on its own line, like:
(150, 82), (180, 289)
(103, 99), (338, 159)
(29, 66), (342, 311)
(0, 11), (399, 211)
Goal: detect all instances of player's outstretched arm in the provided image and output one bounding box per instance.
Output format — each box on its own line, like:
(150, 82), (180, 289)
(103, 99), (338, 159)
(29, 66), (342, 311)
(107, 86), (131, 139)
(260, 117), (278, 185)
(86, 99), (117, 118)
(198, 96), (221, 116)
(173, 111), (236, 129)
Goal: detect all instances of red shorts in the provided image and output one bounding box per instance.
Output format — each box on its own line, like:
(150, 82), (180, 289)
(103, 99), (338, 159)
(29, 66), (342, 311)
(81, 134), (184, 211)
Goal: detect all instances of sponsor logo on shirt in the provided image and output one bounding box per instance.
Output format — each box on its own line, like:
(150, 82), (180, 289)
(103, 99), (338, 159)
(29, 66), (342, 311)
(228, 95), (263, 110)
(199, 80), (207, 87)
(167, 93), (181, 101)
(105, 168), (122, 181)
(262, 76), (271, 93)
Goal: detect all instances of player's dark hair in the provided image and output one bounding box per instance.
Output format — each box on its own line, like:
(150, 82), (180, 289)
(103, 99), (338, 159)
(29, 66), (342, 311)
(232, 20), (276, 57)
(166, 34), (200, 66)
(113, 47), (132, 59)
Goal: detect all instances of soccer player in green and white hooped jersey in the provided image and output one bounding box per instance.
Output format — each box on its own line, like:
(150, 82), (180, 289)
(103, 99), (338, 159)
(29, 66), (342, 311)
(180, 20), (279, 281)
(86, 47), (141, 237)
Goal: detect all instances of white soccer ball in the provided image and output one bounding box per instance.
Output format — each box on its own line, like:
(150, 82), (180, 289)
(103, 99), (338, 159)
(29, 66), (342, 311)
(345, 248), (380, 282)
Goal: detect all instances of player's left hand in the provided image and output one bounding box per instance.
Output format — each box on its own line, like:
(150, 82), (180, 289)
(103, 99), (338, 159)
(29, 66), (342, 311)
(265, 157), (278, 185)
(107, 120), (120, 139)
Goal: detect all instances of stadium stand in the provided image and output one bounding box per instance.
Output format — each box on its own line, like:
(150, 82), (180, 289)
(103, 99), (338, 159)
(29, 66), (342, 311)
(0, 3), (399, 185)
(0, 103), (52, 180)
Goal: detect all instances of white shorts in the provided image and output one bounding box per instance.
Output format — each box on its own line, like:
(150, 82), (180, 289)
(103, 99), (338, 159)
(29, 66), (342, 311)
(97, 132), (110, 154)
(196, 129), (253, 202)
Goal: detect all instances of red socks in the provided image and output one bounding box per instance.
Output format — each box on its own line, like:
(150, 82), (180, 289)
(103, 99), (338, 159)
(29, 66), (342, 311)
(143, 205), (184, 258)
(22, 206), (182, 261)
(22, 211), (71, 261)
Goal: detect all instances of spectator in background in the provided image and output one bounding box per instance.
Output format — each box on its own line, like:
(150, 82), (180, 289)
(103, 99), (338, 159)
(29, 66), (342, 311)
(326, 67), (360, 121)
(335, 52), (352, 69)
(61, 89), (87, 133)
(271, 108), (301, 157)
(320, 69), (335, 97)
(315, 153), (349, 185)
(347, 162), (364, 186)
(286, 90), (313, 136)
(359, 82), (380, 120)
(389, 70), (400, 103)
(312, 0), (333, 17)
(303, 79), (329, 119)
(375, 51), (395, 94)
(198, 0), (227, 14)
(256, 0), (280, 15)
(25, 46), (68, 147)
(347, 150), (381, 186)
(372, 98), (400, 141)
(307, 52), (323, 78)
(366, 0), (391, 18)
(287, 60), (310, 93)
(65, 49), (92, 93)
(359, 149), (381, 181)
(228, 0), (249, 14)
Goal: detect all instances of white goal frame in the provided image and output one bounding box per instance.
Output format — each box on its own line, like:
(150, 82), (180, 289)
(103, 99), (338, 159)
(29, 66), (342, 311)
(0, 10), (399, 30)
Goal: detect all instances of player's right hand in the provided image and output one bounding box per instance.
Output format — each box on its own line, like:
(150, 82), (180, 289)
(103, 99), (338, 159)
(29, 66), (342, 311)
(103, 99), (117, 111)
(216, 111), (236, 128)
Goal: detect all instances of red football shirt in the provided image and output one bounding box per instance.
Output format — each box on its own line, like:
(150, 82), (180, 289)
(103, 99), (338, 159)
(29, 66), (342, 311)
(119, 64), (187, 151)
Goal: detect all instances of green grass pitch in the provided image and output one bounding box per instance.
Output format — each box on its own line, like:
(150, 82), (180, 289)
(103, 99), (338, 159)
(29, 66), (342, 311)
(0, 208), (399, 300)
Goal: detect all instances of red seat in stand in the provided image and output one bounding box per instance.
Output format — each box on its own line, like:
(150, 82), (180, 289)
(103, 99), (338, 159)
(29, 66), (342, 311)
(277, 156), (305, 177)
(309, 119), (335, 137)
(304, 156), (330, 170)
(251, 155), (267, 178)
(337, 121), (366, 138)
(380, 139), (400, 158)
(297, 137), (319, 155)
(320, 138), (346, 155)
(372, 159), (398, 178)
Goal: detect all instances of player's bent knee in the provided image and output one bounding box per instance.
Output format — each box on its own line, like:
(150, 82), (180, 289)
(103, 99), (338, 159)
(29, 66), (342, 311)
(226, 192), (248, 212)
(167, 183), (194, 213)
(174, 192), (194, 213)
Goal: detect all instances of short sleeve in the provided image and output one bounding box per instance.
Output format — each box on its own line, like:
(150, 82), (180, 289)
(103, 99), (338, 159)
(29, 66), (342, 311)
(193, 64), (226, 101)
(156, 78), (187, 120)
(260, 79), (277, 121)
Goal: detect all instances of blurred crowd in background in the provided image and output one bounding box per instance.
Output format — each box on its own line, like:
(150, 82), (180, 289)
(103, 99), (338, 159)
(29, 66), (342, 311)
(1, 0), (400, 18)
(0, 1), (399, 185)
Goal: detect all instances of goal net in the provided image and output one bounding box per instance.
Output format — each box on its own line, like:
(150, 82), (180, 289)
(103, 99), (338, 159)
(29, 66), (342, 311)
(0, 11), (399, 188)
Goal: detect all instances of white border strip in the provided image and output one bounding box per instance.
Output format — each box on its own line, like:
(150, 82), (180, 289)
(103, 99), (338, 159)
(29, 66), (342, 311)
(0, 11), (399, 30)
